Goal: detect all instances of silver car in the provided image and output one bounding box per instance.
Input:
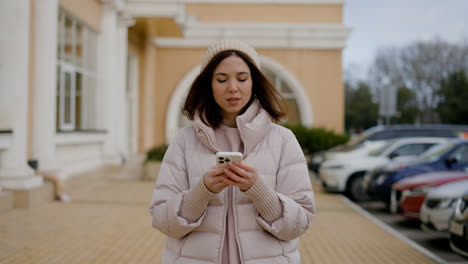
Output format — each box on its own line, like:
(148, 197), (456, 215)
(449, 190), (468, 258)
(420, 179), (468, 235)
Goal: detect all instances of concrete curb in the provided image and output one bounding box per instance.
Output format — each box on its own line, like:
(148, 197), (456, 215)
(339, 194), (447, 264)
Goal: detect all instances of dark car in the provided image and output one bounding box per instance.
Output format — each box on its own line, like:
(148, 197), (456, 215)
(368, 139), (468, 206)
(309, 124), (468, 173)
(449, 190), (468, 258)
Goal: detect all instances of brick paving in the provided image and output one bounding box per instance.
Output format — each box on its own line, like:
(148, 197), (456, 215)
(0, 166), (435, 263)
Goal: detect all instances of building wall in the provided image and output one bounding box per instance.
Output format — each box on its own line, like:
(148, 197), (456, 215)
(260, 49), (344, 132)
(186, 4), (342, 23)
(151, 48), (344, 144)
(129, 19), (183, 152)
(58, 0), (101, 32)
(130, 2), (346, 149)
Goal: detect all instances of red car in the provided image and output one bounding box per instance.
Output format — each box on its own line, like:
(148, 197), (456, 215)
(391, 170), (468, 220)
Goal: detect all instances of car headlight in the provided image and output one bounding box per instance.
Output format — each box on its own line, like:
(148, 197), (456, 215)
(376, 174), (387, 185)
(312, 155), (324, 163)
(438, 198), (456, 209)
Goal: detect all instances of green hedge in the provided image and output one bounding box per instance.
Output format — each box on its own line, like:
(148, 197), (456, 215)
(282, 123), (349, 155)
(145, 144), (169, 163)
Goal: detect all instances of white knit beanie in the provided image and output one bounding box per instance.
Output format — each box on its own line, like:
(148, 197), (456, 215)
(200, 39), (260, 72)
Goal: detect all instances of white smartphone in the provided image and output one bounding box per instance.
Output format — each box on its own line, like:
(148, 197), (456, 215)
(216, 152), (243, 167)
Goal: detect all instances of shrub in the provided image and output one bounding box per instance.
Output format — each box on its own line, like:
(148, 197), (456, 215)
(282, 123), (349, 155)
(145, 144), (169, 163)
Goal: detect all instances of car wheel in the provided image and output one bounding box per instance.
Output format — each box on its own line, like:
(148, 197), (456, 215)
(347, 173), (370, 202)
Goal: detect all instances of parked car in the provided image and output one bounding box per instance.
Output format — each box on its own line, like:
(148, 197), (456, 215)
(309, 124), (468, 173)
(391, 171), (468, 220)
(449, 190), (468, 258)
(369, 139), (468, 206)
(320, 137), (446, 201)
(362, 157), (422, 196)
(318, 140), (388, 192)
(420, 179), (468, 235)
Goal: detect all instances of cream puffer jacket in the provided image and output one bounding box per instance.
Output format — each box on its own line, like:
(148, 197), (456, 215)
(149, 101), (316, 264)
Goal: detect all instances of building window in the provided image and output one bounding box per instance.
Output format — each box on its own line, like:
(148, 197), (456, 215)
(56, 9), (98, 131)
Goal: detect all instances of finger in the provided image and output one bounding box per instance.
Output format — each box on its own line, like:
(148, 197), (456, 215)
(214, 167), (226, 175)
(208, 167), (227, 177)
(220, 176), (237, 186)
(227, 163), (248, 177)
(232, 161), (256, 172)
(224, 168), (247, 183)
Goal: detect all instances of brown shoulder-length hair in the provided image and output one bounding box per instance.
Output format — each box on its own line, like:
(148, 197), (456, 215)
(182, 50), (287, 128)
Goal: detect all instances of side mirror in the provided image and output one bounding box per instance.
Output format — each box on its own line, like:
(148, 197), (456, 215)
(445, 156), (457, 168)
(388, 153), (399, 159)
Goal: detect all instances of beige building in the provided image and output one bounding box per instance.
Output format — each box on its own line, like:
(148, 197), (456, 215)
(0, 0), (349, 208)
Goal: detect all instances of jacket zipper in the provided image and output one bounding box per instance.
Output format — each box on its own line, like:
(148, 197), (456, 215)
(232, 187), (244, 264)
(219, 188), (229, 264)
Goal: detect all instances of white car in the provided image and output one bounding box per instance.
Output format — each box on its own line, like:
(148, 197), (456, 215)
(420, 179), (468, 235)
(319, 137), (448, 201)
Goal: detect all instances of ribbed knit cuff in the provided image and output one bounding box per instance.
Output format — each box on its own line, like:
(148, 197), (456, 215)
(179, 179), (216, 223)
(243, 177), (283, 223)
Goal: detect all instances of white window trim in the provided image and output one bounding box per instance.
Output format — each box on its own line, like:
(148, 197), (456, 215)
(55, 131), (107, 146)
(165, 56), (313, 143)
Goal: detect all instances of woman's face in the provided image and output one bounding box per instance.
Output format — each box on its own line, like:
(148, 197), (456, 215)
(212, 55), (253, 120)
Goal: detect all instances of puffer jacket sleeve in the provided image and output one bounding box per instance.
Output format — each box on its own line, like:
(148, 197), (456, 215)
(256, 129), (316, 241)
(148, 130), (206, 239)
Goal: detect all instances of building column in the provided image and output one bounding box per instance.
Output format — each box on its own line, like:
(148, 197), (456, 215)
(0, 0), (43, 189)
(31, 0), (60, 174)
(99, 0), (122, 164)
(116, 12), (135, 159)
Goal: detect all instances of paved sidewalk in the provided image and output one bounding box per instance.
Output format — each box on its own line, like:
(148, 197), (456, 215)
(0, 166), (436, 264)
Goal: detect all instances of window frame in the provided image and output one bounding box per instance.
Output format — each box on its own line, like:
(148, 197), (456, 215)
(56, 8), (97, 131)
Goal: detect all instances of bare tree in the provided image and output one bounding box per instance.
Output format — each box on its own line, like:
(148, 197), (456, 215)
(368, 37), (468, 123)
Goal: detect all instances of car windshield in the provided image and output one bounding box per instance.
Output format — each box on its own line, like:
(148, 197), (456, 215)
(330, 128), (379, 151)
(417, 142), (457, 163)
(369, 140), (396, 157)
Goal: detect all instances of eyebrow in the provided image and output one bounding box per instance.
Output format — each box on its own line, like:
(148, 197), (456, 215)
(214, 72), (250, 77)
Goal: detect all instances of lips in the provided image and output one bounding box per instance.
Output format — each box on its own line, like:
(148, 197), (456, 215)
(226, 97), (240, 105)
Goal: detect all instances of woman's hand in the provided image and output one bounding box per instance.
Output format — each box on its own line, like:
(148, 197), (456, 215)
(203, 166), (230, 193)
(223, 162), (259, 191)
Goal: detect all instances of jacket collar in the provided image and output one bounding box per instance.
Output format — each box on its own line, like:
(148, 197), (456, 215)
(194, 100), (272, 156)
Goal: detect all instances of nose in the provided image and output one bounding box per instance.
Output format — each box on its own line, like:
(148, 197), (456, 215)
(227, 80), (238, 93)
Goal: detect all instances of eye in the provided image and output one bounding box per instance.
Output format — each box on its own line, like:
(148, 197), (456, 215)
(217, 79), (227, 83)
(239, 78), (247, 82)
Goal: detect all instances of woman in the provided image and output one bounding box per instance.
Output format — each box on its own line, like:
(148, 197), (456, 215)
(149, 40), (315, 264)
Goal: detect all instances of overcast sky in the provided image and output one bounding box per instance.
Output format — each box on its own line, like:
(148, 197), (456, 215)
(342, 0), (468, 79)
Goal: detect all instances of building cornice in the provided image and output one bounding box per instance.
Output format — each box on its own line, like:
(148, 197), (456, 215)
(125, 0), (345, 17)
(153, 22), (350, 50)
(128, 0), (344, 5)
(183, 0), (345, 4)
(125, 1), (184, 17)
